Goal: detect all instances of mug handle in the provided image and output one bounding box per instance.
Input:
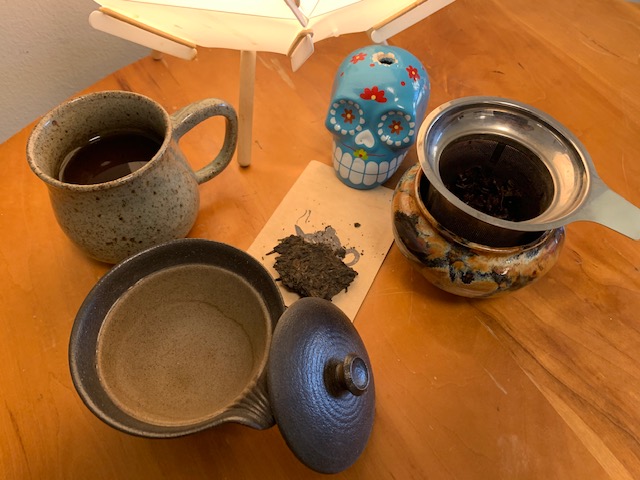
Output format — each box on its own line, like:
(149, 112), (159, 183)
(170, 99), (238, 184)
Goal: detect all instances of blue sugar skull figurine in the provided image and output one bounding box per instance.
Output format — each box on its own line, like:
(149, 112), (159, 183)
(325, 45), (430, 189)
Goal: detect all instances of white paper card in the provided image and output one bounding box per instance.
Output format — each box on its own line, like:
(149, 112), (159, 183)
(247, 160), (394, 322)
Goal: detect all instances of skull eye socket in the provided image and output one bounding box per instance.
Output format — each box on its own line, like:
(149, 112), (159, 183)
(328, 99), (365, 136)
(377, 111), (416, 148)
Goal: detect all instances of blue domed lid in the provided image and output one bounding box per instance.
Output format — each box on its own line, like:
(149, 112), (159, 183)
(267, 297), (375, 474)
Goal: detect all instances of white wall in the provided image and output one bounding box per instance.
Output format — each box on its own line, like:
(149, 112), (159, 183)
(0, 1), (148, 143)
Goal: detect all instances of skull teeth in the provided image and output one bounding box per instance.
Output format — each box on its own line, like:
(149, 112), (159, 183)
(332, 144), (406, 188)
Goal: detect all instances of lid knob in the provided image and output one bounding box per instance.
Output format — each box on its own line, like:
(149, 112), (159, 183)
(335, 353), (369, 396)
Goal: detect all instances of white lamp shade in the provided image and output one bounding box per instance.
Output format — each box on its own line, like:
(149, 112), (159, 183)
(123, 0), (361, 20)
(93, 0), (454, 56)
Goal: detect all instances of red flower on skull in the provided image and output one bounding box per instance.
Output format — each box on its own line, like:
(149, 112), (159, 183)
(406, 65), (420, 81)
(389, 120), (403, 135)
(351, 52), (367, 64)
(341, 108), (355, 124)
(360, 86), (387, 103)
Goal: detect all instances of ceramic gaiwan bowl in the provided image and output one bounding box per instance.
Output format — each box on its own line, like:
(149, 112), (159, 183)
(69, 238), (375, 474)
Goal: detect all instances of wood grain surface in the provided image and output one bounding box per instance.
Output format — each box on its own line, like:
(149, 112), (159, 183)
(1, 0), (639, 478)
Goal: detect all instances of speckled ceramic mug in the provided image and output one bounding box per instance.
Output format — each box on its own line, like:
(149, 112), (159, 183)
(27, 90), (238, 263)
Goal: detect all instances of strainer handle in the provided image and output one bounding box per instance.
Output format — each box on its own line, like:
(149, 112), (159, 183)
(578, 177), (640, 240)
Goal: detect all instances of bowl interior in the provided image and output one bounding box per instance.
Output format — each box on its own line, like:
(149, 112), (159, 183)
(70, 239), (284, 437)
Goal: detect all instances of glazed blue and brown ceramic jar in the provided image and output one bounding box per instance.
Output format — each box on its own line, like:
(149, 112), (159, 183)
(392, 163), (565, 298)
(387, 96), (626, 297)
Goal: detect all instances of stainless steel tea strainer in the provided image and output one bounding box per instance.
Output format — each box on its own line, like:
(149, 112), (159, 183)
(416, 96), (640, 246)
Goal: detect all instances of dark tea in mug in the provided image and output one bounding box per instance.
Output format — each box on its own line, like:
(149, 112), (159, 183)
(59, 130), (163, 185)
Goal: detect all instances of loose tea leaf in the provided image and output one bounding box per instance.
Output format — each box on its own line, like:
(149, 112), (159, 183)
(268, 234), (358, 301)
(447, 164), (523, 220)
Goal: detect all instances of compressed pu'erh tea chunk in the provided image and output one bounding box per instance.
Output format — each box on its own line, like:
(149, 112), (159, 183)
(269, 233), (357, 301)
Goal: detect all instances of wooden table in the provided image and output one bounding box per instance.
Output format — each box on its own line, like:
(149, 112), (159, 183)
(2, 0), (639, 478)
